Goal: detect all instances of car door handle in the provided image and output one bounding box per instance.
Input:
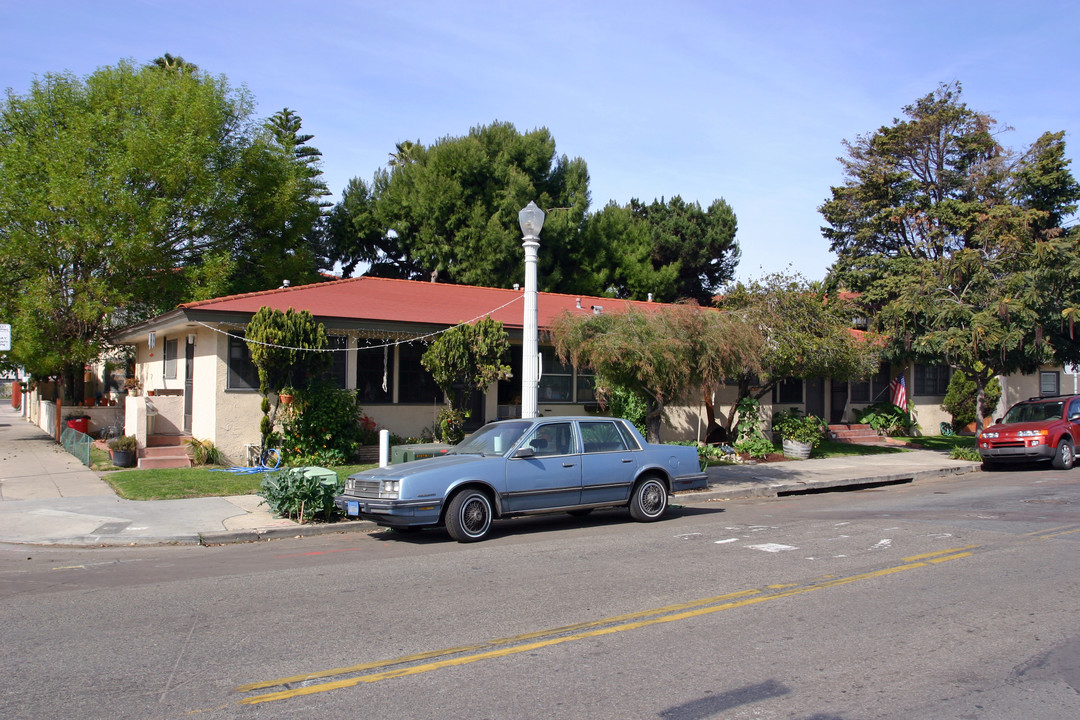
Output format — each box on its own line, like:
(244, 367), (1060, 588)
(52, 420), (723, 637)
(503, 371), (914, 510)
(622, 458), (634, 463)
(563, 462), (576, 468)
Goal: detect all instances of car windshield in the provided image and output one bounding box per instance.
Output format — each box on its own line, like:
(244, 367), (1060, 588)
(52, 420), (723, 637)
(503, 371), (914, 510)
(1003, 401), (1063, 424)
(453, 421), (532, 456)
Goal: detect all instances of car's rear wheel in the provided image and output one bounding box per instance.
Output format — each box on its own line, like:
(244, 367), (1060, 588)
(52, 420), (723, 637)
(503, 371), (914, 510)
(1052, 439), (1074, 470)
(629, 477), (668, 521)
(445, 489), (493, 542)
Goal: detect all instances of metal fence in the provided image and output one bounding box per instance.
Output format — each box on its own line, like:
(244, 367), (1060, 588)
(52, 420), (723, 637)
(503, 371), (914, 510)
(60, 426), (92, 467)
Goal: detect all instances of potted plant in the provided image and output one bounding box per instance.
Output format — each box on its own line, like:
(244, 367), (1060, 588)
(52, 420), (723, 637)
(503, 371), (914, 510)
(278, 386), (296, 404)
(108, 435), (138, 468)
(772, 408), (826, 459)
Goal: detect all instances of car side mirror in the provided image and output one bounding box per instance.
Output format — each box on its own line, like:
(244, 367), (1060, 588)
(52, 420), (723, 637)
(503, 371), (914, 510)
(1070, 413), (1080, 422)
(513, 447), (535, 459)
(995, 418), (1003, 424)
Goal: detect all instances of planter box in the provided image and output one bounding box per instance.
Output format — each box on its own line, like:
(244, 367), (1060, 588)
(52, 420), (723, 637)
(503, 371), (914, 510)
(781, 438), (813, 459)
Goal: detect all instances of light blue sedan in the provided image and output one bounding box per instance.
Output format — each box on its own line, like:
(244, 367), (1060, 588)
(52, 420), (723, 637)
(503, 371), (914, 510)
(335, 417), (708, 542)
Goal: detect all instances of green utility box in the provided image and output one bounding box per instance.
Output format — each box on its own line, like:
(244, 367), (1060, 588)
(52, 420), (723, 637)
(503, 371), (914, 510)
(295, 466), (338, 482)
(391, 443), (453, 464)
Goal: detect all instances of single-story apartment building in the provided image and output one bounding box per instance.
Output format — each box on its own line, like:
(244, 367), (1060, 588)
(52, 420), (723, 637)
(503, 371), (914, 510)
(110, 276), (710, 463)
(104, 274), (1074, 464)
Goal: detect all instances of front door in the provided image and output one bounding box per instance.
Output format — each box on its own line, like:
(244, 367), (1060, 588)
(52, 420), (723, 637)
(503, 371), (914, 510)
(183, 338), (194, 434)
(503, 422), (581, 511)
(830, 381), (848, 424)
(806, 376), (825, 420)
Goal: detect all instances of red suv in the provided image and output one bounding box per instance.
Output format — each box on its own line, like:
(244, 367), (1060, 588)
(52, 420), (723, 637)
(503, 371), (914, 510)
(978, 395), (1080, 470)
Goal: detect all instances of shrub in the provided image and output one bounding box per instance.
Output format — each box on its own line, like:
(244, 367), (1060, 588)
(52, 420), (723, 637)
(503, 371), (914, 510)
(108, 435), (137, 452)
(854, 403), (917, 436)
(772, 408), (826, 448)
(949, 446), (982, 462)
(729, 397), (775, 458)
(668, 440), (730, 465)
(436, 408), (467, 444)
(943, 370), (1002, 427)
(600, 383), (648, 437)
(280, 381), (370, 463)
(185, 437), (224, 466)
(289, 448), (346, 467)
(259, 467), (343, 523)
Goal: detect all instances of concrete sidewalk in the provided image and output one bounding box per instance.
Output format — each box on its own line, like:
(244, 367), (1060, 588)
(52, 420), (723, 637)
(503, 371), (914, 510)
(0, 404), (981, 547)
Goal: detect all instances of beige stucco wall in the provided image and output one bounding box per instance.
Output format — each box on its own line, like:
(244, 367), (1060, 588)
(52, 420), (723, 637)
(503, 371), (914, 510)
(212, 330), (263, 464)
(997, 366), (1080, 420)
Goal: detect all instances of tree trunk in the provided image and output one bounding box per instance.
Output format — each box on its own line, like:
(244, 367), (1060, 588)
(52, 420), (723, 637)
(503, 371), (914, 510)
(645, 399), (664, 444)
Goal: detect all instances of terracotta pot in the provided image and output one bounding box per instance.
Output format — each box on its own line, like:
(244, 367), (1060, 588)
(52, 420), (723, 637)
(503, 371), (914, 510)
(279, 394), (293, 404)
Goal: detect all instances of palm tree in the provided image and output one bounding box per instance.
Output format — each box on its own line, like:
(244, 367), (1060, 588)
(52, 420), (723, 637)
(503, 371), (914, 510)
(149, 53), (199, 74)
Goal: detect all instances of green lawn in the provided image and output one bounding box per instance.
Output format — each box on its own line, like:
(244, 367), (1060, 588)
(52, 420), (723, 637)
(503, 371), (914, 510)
(814, 439), (907, 457)
(904, 435), (976, 451)
(101, 463), (378, 501)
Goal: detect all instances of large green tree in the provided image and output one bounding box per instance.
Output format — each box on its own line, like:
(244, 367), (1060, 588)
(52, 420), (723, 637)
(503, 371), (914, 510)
(224, 108), (332, 294)
(820, 83), (1080, 425)
(625, 195), (739, 303)
(716, 272), (883, 431)
(327, 122), (741, 301)
(328, 121), (592, 289)
(551, 302), (760, 442)
(0, 58), (324, 395)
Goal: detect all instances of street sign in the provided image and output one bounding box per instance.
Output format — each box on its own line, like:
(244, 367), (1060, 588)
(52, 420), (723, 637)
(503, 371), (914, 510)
(0, 324), (10, 352)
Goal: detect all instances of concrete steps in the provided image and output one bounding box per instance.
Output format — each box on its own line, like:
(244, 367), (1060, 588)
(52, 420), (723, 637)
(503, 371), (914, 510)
(827, 423), (884, 445)
(138, 435), (192, 469)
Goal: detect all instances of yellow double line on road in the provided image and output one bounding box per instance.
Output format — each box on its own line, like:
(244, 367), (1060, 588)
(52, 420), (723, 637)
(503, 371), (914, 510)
(1027, 524), (1080, 540)
(237, 546), (976, 706)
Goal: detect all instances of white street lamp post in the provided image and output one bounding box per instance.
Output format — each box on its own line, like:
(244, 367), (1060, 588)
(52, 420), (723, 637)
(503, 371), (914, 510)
(519, 201), (545, 419)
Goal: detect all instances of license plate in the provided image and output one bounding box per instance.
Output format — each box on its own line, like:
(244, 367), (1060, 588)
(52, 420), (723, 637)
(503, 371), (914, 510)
(347, 501), (359, 516)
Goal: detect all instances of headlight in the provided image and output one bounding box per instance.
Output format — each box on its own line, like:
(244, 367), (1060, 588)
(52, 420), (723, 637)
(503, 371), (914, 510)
(1017, 429), (1049, 437)
(383, 480), (399, 493)
(981, 432), (998, 439)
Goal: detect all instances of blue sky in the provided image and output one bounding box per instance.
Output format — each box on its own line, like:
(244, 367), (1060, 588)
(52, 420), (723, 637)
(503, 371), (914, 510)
(3, 1), (1078, 282)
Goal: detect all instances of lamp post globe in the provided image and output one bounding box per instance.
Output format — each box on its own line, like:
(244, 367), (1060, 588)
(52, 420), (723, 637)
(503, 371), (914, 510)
(519, 202), (545, 419)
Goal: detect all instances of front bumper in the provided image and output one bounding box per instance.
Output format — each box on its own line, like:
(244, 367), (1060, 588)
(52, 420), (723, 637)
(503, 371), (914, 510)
(334, 495), (444, 528)
(978, 442), (1056, 463)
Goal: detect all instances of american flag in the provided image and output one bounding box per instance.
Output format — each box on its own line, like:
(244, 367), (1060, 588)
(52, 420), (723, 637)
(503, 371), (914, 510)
(890, 374), (907, 411)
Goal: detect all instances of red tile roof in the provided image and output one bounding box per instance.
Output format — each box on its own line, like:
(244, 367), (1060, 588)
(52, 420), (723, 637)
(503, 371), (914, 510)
(180, 276), (665, 330)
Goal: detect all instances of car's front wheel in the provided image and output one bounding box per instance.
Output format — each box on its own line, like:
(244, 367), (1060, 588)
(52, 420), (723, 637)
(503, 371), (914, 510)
(1052, 439), (1074, 470)
(629, 477), (668, 521)
(445, 489), (493, 542)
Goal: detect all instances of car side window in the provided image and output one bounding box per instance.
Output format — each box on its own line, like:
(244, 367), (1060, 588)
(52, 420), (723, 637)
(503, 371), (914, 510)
(521, 423), (576, 456)
(1070, 399), (1080, 419)
(580, 421), (629, 453)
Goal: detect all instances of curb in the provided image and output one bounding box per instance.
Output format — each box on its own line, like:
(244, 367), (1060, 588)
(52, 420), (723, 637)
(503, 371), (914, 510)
(685, 463), (980, 503)
(198, 519), (379, 546)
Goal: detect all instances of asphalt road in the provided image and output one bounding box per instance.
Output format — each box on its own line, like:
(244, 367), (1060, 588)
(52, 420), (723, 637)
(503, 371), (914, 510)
(2, 465), (1078, 720)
